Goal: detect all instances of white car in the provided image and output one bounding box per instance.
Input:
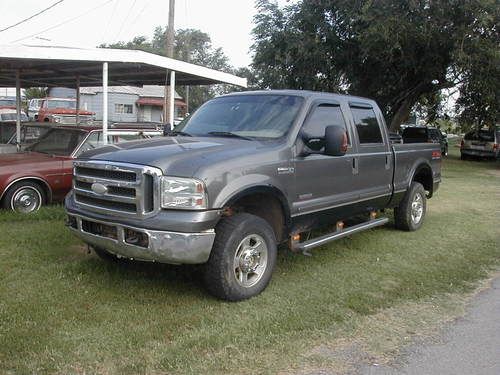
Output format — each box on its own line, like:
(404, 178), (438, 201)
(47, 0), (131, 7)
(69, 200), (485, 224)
(28, 98), (44, 121)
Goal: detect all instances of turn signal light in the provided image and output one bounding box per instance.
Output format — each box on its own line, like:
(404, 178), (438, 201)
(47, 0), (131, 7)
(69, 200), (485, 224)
(292, 234), (300, 241)
(336, 221), (344, 231)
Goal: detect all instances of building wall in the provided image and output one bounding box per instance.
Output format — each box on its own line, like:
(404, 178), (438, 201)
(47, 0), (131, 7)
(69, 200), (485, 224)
(49, 87), (184, 123)
(86, 92), (138, 122)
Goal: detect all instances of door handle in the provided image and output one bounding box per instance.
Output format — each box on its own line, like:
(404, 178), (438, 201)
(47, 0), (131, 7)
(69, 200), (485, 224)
(352, 157), (359, 175)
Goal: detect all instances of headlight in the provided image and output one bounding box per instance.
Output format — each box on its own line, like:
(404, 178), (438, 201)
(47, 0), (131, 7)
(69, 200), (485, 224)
(160, 176), (207, 210)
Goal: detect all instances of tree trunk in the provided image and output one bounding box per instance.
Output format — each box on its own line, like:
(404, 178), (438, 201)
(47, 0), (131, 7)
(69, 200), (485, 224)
(389, 96), (415, 132)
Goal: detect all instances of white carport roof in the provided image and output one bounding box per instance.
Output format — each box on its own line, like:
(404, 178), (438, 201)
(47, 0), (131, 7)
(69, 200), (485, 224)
(0, 45), (247, 88)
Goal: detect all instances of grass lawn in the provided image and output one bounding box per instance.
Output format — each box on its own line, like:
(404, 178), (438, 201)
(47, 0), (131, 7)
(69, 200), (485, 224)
(0, 144), (499, 374)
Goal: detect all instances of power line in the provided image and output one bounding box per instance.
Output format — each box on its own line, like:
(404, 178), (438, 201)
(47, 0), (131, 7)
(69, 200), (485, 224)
(0, 0), (65, 33)
(11, 0), (113, 44)
(114, 0), (138, 42)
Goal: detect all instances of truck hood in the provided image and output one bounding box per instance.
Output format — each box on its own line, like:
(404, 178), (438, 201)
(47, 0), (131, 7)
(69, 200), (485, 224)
(80, 136), (276, 177)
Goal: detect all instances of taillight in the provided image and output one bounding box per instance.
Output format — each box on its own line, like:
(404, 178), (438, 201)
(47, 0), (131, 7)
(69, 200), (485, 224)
(432, 150), (441, 159)
(494, 143), (498, 150)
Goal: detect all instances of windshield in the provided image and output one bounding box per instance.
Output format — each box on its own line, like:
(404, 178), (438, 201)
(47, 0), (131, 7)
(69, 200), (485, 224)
(0, 99), (16, 106)
(47, 100), (76, 109)
(27, 128), (86, 156)
(176, 94), (304, 139)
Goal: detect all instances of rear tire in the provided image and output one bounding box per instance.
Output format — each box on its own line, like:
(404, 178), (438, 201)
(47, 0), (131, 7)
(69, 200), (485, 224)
(203, 213), (277, 301)
(394, 182), (426, 231)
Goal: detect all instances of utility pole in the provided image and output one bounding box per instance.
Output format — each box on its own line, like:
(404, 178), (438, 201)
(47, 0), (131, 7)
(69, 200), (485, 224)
(163, 0), (175, 127)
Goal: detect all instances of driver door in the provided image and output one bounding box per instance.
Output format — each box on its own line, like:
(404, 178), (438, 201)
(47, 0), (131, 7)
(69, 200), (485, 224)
(292, 101), (358, 217)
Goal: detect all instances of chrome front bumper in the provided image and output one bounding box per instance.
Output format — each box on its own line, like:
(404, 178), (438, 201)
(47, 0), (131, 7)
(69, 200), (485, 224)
(67, 214), (215, 264)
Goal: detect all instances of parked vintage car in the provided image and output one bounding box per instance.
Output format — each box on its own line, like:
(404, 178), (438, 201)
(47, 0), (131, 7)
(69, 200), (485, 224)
(37, 98), (94, 124)
(460, 128), (499, 160)
(0, 97), (17, 109)
(0, 126), (161, 213)
(0, 123), (52, 154)
(0, 108), (28, 123)
(28, 98), (44, 121)
(401, 126), (448, 156)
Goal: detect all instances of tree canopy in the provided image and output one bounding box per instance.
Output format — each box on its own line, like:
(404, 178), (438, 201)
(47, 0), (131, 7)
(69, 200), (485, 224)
(251, 0), (499, 130)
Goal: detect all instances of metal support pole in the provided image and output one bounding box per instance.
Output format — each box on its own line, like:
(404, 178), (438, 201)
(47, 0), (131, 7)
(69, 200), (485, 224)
(76, 75), (80, 125)
(15, 70), (21, 151)
(102, 62), (108, 144)
(169, 71), (175, 130)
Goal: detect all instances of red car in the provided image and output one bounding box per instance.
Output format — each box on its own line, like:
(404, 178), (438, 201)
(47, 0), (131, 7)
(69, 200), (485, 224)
(37, 98), (94, 124)
(0, 126), (161, 213)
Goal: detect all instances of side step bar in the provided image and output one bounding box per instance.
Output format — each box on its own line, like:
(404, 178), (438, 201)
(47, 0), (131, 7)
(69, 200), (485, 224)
(292, 217), (389, 253)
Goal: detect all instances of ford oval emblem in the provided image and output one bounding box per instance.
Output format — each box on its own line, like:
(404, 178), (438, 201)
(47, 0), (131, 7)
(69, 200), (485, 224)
(91, 183), (108, 195)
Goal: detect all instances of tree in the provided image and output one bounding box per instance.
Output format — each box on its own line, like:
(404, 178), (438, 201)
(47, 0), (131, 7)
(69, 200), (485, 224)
(252, 0), (499, 131)
(101, 28), (241, 111)
(24, 87), (48, 100)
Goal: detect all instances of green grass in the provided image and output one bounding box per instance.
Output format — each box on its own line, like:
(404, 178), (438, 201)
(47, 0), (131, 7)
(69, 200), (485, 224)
(0, 144), (499, 374)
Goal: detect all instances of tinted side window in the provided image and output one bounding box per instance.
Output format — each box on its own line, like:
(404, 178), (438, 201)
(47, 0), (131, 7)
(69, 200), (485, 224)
(351, 107), (383, 144)
(302, 104), (348, 139)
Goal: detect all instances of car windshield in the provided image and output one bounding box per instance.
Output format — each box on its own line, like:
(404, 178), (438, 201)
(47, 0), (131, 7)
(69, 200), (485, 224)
(175, 94), (304, 139)
(0, 99), (16, 106)
(47, 100), (76, 109)
(27, 128), (86, 156)
(0, 124), (16, 143)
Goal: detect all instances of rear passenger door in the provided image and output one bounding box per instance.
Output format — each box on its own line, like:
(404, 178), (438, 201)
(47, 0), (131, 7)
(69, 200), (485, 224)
(348, 103), (392, 206)
(292, 101), (357, 216)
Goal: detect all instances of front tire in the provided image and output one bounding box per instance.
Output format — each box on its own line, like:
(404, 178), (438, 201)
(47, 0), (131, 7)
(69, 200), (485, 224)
(2, 181), (45, 213)
(203, 213), (277, 301)
(394, 182), (426, 231)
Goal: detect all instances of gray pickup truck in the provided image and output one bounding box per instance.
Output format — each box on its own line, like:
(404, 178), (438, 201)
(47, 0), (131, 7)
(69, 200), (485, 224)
(65, 90), (442, 301)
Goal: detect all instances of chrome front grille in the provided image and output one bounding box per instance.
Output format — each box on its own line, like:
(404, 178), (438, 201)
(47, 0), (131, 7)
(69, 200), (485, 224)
(73, 160), (162, 217)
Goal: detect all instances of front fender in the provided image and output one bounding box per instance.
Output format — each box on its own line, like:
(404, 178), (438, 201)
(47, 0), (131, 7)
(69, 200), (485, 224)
(212, 173), (290, 210)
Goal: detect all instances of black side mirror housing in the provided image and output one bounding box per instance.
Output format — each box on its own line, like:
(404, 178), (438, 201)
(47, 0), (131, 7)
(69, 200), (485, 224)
(324, 125), (348, 156)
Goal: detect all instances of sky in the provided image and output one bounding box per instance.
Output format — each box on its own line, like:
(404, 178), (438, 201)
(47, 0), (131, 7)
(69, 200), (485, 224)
(0, 0), (292, 69)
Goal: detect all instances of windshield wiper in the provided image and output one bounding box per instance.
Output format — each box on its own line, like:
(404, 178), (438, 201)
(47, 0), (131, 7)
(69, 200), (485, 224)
(207, 131), (253, 141)
(164, 130), (192, 137)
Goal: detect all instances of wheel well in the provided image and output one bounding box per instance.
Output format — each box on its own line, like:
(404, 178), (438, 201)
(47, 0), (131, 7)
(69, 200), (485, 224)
(412, 166), (433, 197)
(1, 178), (52, 204)
(225, 192), (288, 242)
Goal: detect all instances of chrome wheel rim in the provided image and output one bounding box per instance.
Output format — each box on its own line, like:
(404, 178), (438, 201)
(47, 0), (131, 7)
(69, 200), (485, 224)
(233, 234), (268, 288)
(411, 192), (424, 224)
(11, 187), (42, 213)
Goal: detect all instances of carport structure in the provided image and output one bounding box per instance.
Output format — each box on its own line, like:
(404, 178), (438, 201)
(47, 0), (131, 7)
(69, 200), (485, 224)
(0, 44), (247, 147)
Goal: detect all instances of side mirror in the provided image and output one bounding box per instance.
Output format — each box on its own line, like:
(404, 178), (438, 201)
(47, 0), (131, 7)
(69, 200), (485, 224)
(324, 125), (348, 156)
